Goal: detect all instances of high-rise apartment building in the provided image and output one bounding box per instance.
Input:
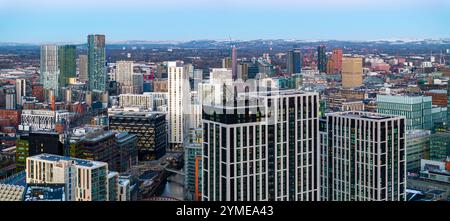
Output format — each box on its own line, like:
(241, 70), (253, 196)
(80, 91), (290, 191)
(202, 89), (320, 201)
(40, 45), (60, 98)
(58, 45), (77, 88)
(376, 94), (432, 130)
(317, 45), (327, 73)
(324, 111), (406, 201)
(116, 61), (134, 94)
(287, 49), (302, 74)
(78, 55), (88, 83)
(341, 57), (363, 88)
(15, 78), (26, 106)
(168, 61), (190, 149)
(87, 34), (106, 92)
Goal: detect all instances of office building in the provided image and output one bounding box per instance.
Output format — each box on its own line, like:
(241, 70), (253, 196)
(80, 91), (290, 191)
(87, 34), (106, 92)
(168, 61), (189, 149)
(325, 111), (406, 201)
(341, 57), (363, 88)
(108, 109), (167, 161)
(40, 45), (60, 98)
(317, 45), (327, 73)
(287, 49), (302, 74)
(26, 154), (115, 201)
(202, 89), (320, 201)
(58, 45), (77, 88)
(78, 55), (88, 83)
(15, 78), (26, 106)
(114, 132), (138, 173)
(376, 95), (432, 130)
(406, 130), (431, 172)
(69, 127), (118, 172)
(19, 110), (70, 132)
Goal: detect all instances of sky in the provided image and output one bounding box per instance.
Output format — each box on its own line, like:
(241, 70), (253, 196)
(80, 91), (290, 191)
(1, 0), (450, 43)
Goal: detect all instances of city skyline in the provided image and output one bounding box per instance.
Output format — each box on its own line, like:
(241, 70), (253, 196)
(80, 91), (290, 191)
(1, 0), (450, 43)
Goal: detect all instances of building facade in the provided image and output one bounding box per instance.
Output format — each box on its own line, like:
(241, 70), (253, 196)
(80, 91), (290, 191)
(376, 94), (432, 130)
(168, 61), (189, 149)
(202, 90), (320, 201)
(325, 111), (406, 201)
(341, 57), (363, 89)
(87, 34), (106, 92)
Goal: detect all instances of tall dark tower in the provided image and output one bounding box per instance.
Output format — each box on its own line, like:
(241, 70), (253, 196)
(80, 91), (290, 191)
(231, 45), (237, 80)
(317, 45), (327, 73)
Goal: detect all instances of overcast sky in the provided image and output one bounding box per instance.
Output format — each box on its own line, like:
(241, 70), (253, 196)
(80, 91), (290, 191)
(1, 0), (449, 43)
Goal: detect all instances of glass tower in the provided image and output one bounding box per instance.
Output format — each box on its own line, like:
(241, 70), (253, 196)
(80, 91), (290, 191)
(317, 45), (327, 73)
(58, 45), (77, 88)
(87, 34), (106, 92)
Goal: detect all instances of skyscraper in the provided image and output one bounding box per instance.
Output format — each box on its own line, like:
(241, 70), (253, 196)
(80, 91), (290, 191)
(317, 45), (327, 73)
(202, 89), (320, 201)
(87, 34), (106, 92)
(58, 45), (77, 88)
(324, 111), (406, 201)
(15, 78), (26, 106)
(168, 61), (190, 149)
(78, 55), (88, 83)
(116, 60), (134, 94)
(341, 57), (363, 88)
(40, 45), (60, 98)
(231, 45), (238, 80)
(287, 49), (302, 74)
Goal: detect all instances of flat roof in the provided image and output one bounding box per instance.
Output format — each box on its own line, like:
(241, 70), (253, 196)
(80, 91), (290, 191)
(327, 111), (404, 121)
(29, 154), (106, 168)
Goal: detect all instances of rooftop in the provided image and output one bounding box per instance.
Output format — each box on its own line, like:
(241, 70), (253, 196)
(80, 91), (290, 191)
(29, 154), (107, 168)
(24, 184), (65, 201)
(327, 111), (405, 121)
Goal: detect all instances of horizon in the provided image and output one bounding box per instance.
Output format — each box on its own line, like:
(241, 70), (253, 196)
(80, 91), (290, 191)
(2, 37), (450, 45)
(1, 0), (450, 43)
